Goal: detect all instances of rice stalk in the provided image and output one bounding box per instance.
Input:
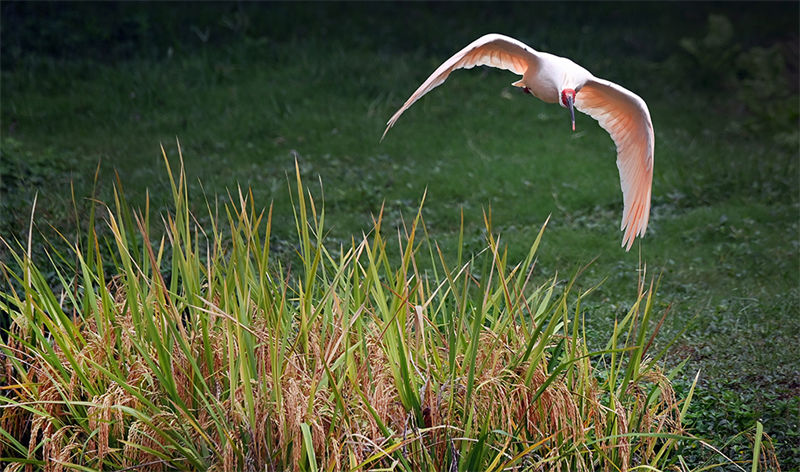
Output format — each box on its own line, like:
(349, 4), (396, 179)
(0, 146), (778, 471)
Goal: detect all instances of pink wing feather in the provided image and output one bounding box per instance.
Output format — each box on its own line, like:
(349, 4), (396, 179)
(575, 78), (654, 251)
(382, 34), (541, 140)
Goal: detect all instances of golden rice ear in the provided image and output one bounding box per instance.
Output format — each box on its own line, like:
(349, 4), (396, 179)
(511, 79), (526, 87)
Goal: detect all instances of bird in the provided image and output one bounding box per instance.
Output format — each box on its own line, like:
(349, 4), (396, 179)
(381, 33), (654, 251)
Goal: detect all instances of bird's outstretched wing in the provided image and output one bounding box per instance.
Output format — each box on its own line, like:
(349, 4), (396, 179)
(574, 78), (654, 251)
(382, 33), (541, 140)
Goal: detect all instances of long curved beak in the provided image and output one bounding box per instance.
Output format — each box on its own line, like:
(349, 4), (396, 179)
(567, 95), (575, 131)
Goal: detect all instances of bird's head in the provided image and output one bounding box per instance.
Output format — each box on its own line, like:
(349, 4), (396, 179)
(560, 88), (576, 131)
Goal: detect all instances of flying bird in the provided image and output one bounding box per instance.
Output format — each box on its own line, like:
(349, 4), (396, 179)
(382, 33), (654, 251)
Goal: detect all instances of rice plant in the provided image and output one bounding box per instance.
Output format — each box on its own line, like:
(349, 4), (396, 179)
(0, 147), (778, 471)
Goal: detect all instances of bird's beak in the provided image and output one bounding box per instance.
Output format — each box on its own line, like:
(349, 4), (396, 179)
(567, 94), (575, 131)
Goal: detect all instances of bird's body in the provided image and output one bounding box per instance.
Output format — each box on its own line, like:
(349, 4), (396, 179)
(382, 34), (654, 251)
(520, 52), (590, 104)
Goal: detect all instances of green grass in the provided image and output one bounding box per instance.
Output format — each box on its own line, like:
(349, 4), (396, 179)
(0, 152), (779, 470)
(1, 3), (798, 469)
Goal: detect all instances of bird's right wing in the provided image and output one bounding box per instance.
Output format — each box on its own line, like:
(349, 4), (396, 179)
(574, 77), (654, 251)
(382, 33), (541, 139)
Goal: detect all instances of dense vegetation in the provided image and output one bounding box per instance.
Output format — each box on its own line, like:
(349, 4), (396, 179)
(0, 156), (744, 470)
(2, 2), (798, 470)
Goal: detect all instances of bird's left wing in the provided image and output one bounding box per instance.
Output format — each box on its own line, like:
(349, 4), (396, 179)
(382, 33), (541, 139)
(574, 77), (654, 251)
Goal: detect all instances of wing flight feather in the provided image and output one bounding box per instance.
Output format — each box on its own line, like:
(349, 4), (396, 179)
(382, 34), (541, 139)
(574, 77), (654, 251)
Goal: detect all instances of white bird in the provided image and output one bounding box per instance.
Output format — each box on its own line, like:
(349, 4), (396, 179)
(382, 33), (654, 251)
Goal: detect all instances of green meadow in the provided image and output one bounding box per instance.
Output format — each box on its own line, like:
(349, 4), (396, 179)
(1, 3), (797, 470)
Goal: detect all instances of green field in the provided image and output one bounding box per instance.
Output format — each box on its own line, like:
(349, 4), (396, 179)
(2, 3), (798, 470)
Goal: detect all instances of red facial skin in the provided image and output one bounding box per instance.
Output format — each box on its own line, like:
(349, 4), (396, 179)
(561, 88), (577, 131)
(560, 88), (576, 107)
